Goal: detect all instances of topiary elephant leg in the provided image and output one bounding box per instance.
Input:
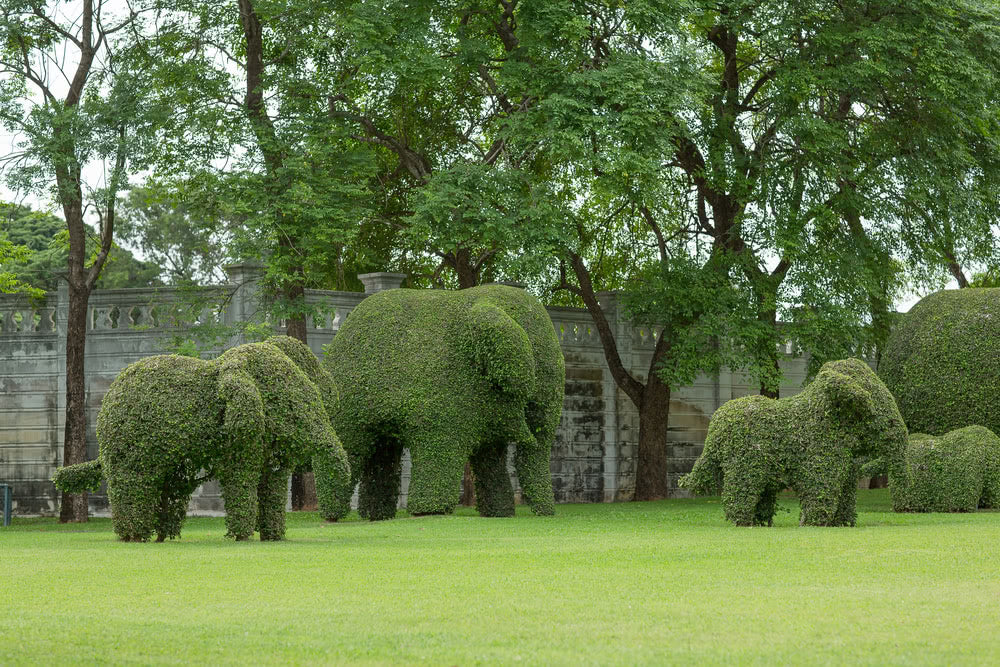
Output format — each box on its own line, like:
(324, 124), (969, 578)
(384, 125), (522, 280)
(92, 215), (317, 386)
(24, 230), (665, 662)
(313, 439), (353, 522)
(721, 452), (773, 526)
(513, 424), (555, 516)
(257, 466), (291, 541)
(832, 467), (860, 527)
(471, 441), (515, 518)
(753, 484), (781, 527)
(407, 437), (465, 516)
(155, 474), (198, 542)
(797, 475), (842, 527)
(358, 440), (402, 521)
(218, 462), (260, 541)
(107, 472), (160, 542)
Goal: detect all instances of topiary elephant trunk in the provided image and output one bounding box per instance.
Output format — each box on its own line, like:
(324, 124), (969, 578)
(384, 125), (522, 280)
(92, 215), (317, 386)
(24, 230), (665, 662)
(52, 337), (350, 542)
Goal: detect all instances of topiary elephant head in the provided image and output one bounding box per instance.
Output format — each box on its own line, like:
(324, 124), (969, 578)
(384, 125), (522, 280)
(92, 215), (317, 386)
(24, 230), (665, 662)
(53, 338), (351, 542)
(324, 285), (565, 521)
(680, 358), (908, 527)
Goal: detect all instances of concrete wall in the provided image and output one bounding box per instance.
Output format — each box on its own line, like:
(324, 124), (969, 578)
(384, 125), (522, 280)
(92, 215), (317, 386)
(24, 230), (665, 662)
(0, 266), (814, 516)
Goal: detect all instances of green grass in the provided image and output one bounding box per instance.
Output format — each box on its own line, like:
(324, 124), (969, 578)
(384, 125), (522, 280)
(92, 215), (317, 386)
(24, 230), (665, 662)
(2, 490), (999, 665)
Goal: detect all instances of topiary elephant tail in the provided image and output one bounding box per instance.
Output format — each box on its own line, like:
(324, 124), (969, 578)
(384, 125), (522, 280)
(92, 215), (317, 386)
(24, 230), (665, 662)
(52, 459), (104, 494)
(679, 435), (723, 496)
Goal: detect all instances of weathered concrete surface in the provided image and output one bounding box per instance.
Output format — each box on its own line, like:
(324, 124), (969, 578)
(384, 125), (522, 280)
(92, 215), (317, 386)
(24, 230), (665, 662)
(0, 268), (817, 516)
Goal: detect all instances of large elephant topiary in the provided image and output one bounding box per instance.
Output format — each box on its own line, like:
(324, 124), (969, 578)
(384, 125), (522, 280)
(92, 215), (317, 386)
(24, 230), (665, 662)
(53, 337), (351, 542)
(680, 358), (908, 526)
(880, 288), (1000, 437)
(323, 285), (565, 520)
(892, 426), (1000, 513)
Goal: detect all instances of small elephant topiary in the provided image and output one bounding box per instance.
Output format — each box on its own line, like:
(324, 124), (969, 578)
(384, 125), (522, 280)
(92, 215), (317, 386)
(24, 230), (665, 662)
(53, 337), (351, 542)
(891, 426), (1000, 513)
(323, 284), (565, 520)
(680, 358), (908, 526)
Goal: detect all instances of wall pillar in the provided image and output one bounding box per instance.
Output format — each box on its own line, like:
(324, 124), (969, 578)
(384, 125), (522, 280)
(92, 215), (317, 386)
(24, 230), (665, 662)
(222, 263), (264, 345)
(596, 290), (628, 502)
(358, 272), (407, 294)
(54, 280), (69, 468)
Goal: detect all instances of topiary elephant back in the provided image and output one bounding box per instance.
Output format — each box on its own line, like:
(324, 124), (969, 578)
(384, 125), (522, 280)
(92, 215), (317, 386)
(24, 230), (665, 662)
(892, 426), (1000, 513)
(681, 358), (908, 527)
(324, 285), (564, 520)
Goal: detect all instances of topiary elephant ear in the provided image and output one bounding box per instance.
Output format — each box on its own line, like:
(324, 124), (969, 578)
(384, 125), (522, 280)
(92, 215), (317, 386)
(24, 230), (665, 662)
(462, 299), (537, 399)
(216, 357), (266, 450)
(816, 369), (875, 423)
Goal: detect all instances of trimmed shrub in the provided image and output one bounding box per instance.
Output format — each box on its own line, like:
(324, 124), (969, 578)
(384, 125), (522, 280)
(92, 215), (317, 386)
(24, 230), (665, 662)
(680, 358), (908, 526)
(323, 285), (564, 520)
(54, 338), (350, 542)
(880, 288), (1000, 437)
(892, 426), (1000, 512)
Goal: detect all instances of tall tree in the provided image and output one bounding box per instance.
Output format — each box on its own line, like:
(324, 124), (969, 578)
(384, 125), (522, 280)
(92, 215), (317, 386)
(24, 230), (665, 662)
(482, 0), (1000, 499)
(0, 1), (162, 521)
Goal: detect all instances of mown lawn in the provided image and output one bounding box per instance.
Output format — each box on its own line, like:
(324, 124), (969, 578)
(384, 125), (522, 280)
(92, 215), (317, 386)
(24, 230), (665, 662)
(1, 490), (998, 665)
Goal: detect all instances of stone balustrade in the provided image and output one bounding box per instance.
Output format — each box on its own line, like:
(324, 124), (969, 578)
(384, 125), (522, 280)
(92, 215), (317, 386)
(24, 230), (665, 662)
(0, 267), (819, 517)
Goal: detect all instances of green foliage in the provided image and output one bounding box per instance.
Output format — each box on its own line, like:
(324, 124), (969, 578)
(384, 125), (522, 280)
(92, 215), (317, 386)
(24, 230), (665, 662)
(680, 358), (908, 526)
(0, 236), (43, 297)
(324, 285), (564, 520)
(880, 288), (1000, 438)
(892, 426), (1000, 513)
(0, 202), (161, 290)
(117, 186), (234, 285)
(51, 459), (104, 494)
(970, 267), (1000, 288)
(68, 338), (349, 542)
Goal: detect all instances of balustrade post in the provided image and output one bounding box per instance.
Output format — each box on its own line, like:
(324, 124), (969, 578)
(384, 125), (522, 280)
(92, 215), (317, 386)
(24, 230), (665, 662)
(357, 272), (407, 294)
(222, 263), (264, 343)
(596, 291), (626, 501)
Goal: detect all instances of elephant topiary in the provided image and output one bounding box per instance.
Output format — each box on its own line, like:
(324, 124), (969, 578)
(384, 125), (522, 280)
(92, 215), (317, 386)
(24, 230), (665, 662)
(52, 337), (351, 542)
(892, 426), (1000, 513)
(323, 284), (565, 520)
(680, 358), (908, 526)
(880, 288), (1000, 437)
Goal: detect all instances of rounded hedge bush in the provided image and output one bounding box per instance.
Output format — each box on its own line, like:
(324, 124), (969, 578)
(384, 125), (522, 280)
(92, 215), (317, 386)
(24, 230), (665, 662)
(880, 288), (1000, 436)
(892, 425), (1000, 512)
(323, 285), (564, 520)
(680, 358), (909, 527)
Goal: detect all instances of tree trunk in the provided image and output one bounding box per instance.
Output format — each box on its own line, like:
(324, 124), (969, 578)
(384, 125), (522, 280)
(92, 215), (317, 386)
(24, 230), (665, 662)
(460, 465), (476, 507)
(452, 248), (479, 290)
(60, 279), (91, 522)
(290, 470), (307, 511)
(633, 368), (671, 501)
(759, 306), (780, 399)
(284, 280), (308, 343)
(284, 289), (312, 510)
